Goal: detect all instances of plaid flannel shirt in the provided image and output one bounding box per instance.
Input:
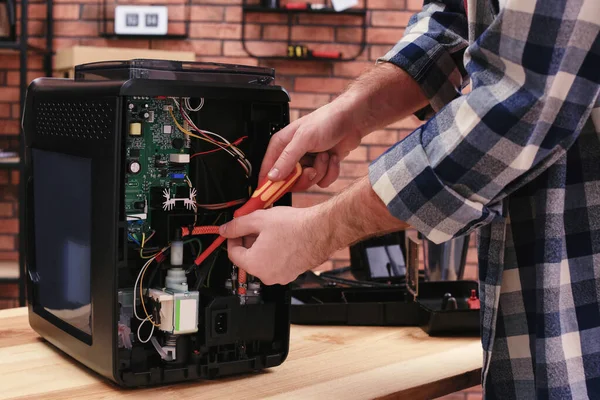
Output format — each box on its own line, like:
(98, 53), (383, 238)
(369, 0), (600, 398)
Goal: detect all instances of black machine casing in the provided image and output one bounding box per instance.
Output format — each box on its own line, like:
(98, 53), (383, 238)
(22, 61), (292, 387)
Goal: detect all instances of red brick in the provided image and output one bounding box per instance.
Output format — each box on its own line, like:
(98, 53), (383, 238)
(0, 251), (17, 261)
(6, 71), (44, 86)
(346, 146), (368, 162)
(336, 27), (363, 43)
(333, 61), (373, 78)
(368, 145), (390, 161)
(79, 38), (150, 49)
(227, 41), (287, 57)
(407, 0), (423, 11)
(372, 11), (413, 27)
(156, 39), (222, 56)
(190, 22), (241, 39)
(166, 5), (187, 21)
(297, 14), (363, 26)
(53, 0), (95, 4)
(54, 4), (81, 19)
(54, 21), (98, 37)
(398, 130), (412, 141)
(332, 247), (350, 260)
(82, 4), (112, 20)
(191, 0), (240, 4)
(0, 120), (20, 135)
(27, 4), (47, 19)
(0, 203), (12, 218)
(262, 60), (332, 76)
(17, 20), (44, 36)
(190, 5), (225, 21)
(11, 105), (19, 119)
(292, 193), (332, 208)
(314, 260), (334, 271)
(0, 219), (18, 234)
(367, 0), (407, 9)
(0, 172), (7, 185)
(262, 25), (288, 41)
(289, 109), (301, 122)
(245, 12), (288, 24)
(0, 235), (14, 251)
(363, 129), (398, 145)
(168, 22), (187, 36)
(292, 26), (334, 42)
(388, 115), (421, 130)
(10, 171), (18, 185)
(224, 6), (241, 22)
(289, 92), (330, 109)
(196, 56), (259, 66)
(309, 177), (355, 194)
(340, 161), (369, 178)
(367, 27), (405, 44)
(0, 105), (10, 119)
(295, 77), (350, 94)
(463, 264), (478, 281)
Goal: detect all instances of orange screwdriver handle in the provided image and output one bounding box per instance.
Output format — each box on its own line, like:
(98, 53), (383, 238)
(234, 163), (302, 218)
(194, 163), (302, 266)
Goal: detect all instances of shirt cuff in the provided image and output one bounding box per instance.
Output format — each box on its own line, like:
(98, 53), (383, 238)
(368, 127), (500, 244)
(377, 35), (465, 120)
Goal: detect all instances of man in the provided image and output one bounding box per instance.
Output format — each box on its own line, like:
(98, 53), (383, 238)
(220, 0), (599, 398)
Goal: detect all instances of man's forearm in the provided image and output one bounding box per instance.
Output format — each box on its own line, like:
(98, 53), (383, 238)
(314, 175), (409, 254)
(336, 63), (429, 137)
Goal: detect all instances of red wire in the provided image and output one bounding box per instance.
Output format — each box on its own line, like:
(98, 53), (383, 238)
(190, 136), (248, 158)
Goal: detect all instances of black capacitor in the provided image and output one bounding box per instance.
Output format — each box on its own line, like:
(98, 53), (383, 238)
(130, 148), (141, 158)
(142, 111), (150, 120)
(172, 138), (184, 150)
(133, 201), (145, 210)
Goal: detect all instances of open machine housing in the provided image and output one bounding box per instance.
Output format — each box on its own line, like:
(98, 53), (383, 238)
(22, 60), (292, 387)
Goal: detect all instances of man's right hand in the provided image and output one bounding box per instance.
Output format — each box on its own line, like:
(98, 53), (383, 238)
(259, 98), (364, 192)
(259, 63), (429, 191)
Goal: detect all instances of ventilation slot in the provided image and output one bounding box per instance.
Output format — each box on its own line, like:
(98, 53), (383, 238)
(35, 99), (115, 140)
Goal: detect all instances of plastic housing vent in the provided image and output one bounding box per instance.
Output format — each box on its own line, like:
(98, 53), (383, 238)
(34, 98), (116, 140)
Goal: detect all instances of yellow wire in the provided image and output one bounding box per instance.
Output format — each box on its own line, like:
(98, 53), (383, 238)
(168, 107), (247, 158)
(139, 253), (161, 327)
(168, 108), (214, 144)
(139, 231), (159, 259)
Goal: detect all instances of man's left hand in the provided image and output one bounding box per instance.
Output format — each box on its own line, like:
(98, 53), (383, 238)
(219, 205), (333, 285)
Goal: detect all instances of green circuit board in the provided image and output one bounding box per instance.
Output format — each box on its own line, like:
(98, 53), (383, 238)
(125, 97), (191, 239)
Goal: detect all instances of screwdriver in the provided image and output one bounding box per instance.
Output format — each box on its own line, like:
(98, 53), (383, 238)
(193, 163), (303, 266)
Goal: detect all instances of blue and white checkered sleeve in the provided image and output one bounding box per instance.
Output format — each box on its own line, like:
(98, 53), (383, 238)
(378, 0), (469, 118)
(370, 0), (600, 244)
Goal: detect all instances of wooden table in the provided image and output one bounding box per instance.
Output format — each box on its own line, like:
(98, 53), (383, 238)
(0, 308), (482, 400)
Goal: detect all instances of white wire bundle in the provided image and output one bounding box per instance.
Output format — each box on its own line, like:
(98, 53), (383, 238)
(184, 97), (205, 112)
(169, 97), (252, 177)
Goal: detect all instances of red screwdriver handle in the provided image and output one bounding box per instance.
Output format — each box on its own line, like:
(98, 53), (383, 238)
(194, 163), (302, 266)
(234, 163), (303, 218)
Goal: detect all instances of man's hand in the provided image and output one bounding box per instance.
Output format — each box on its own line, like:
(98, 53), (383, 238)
(260, 63), (429, 191)
(219, 206), (333, 285)
(220, 176), (409, 285)
(260, 100), (363, 192)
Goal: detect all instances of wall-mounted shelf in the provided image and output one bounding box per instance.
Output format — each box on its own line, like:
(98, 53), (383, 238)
(242, 6), (367, 15)
(241, 2), (367, 62)
(99, 33), (189, 40)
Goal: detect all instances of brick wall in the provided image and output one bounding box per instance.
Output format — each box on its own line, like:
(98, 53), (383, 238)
(0, 0), (478, 276)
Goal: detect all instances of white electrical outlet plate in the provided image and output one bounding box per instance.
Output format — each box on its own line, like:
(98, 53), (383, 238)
(115, 5), (168, 36)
